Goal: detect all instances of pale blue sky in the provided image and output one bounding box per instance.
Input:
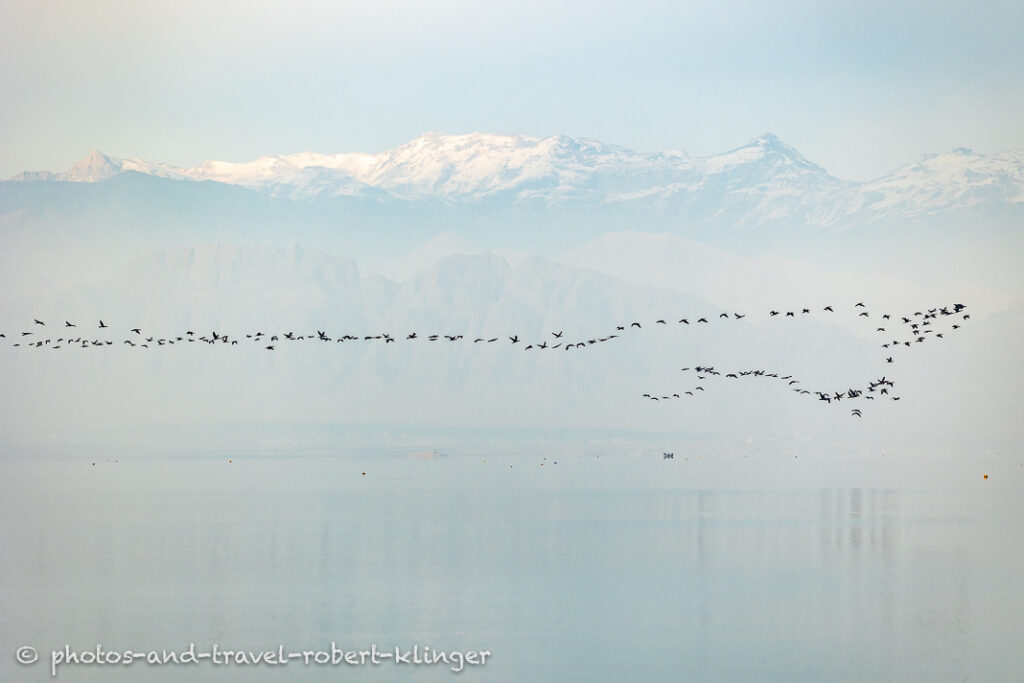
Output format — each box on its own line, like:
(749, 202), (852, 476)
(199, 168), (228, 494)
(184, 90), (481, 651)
(2, 0), (1022, 180)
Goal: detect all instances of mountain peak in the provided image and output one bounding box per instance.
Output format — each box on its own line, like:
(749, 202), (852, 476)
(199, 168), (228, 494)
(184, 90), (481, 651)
(744, 132), (803, 157)
(8, 134), (1021, 224)
(754, 132), (782, 145)
(64, 150), (122, 182)
(702, 132), (824, 177)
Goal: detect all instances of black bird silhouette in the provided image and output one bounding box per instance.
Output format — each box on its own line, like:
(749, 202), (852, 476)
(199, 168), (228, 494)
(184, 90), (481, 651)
(855, 302), (865, 307)
(886, 357), (893, 363)
(509, 335), (519, 343)
(552, 331), (563, 338)
(631, 322), (641, 328)
(851, 409), (862, 417)
(265, 345), (275, 350)
(99, 320), (107, 328)
(65, 321), (75, 327)
(657, 319), (667, 324)
(824, 306), (833, 312)
(131, 328), (141, 334)
(679, 319), (689, 324)
(34, 319), (44, 325)
(734, 313), (745, 319)
(697, 318), (708, 323)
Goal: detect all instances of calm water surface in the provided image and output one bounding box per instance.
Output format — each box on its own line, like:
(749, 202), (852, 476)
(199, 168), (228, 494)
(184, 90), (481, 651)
(1, 454), (1021, 681)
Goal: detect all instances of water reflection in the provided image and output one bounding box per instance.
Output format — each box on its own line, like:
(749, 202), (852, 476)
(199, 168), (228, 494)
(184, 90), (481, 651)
(0, 459), (1020, 682)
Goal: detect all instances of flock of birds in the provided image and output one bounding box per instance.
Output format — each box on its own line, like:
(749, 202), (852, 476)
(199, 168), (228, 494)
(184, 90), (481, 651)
(636, 302), (967, 416)
(1, 301), (968, 418)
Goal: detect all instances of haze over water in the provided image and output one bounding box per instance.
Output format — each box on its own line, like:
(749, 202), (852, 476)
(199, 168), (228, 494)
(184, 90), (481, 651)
(2, 453), (1021, 682)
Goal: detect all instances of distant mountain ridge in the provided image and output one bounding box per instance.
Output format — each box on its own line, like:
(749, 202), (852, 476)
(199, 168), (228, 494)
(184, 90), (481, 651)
(10, 132), (1024, 228)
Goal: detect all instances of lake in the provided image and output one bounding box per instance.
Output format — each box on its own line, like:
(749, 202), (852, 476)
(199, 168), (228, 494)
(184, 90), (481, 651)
(1, 452), (1021, 681)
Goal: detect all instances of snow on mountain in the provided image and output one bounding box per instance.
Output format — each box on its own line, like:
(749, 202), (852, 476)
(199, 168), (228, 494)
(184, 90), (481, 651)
(828, 147), (1024, 221)
(12, 150), (192, 183)
(10, 133), (1024, 226)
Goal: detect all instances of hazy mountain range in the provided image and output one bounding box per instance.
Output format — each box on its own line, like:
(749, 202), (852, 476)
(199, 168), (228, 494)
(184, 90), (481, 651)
(4, 243), (1015, 456)
(10, 132), (1024, 229)
(1, 132), (1021, 453)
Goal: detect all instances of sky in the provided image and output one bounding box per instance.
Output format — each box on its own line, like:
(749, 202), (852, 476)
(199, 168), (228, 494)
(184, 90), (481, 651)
(1, 0), (1023, 181)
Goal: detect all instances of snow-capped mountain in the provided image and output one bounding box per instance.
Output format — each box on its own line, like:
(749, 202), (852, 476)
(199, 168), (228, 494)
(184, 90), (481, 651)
(12, 132), (1023, 228)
